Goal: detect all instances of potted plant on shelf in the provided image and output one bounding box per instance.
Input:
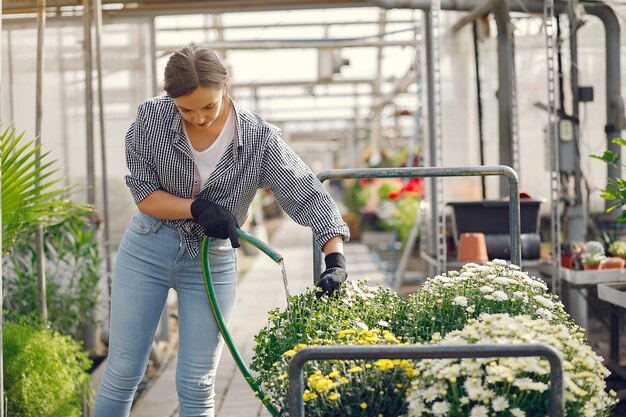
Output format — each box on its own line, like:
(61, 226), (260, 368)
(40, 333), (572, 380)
(581, 241), (606, 270)
(608, 240), (626, 259)
(561, 241), (584, 269)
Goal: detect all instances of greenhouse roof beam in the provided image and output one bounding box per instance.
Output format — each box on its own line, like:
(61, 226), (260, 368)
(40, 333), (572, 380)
(3, 0), (370, 16)
(158, 39), (415, 53)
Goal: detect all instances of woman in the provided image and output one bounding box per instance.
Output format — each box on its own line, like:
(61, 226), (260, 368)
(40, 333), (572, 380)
(93, 46), (350, 417)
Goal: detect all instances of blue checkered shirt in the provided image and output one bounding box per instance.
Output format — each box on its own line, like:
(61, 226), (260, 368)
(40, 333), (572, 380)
(124, 95), (350, 258)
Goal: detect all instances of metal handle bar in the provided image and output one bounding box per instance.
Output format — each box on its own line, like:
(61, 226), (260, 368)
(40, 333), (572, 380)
(314, 165), (521, 280)
(288, 343), (564, 417)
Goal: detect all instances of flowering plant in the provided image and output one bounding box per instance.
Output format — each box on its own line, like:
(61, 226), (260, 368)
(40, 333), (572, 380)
(581, 241), (606, 266)
(608, 240), (626, 257)
(398, 260), (573, 342)
(251, 262), (617, 416)
(406, 313), (617, 417)
(344, 177), (424, 243)
(251, 280), (413, 416)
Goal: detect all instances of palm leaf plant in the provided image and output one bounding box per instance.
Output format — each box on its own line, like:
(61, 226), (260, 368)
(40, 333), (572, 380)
(1, 124), (89, 255)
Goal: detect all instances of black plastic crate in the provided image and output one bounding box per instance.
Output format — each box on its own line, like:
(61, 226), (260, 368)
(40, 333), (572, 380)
(448, 200), (542, 236)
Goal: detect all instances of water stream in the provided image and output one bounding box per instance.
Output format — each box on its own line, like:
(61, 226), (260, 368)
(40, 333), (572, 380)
(278, 259), (290, 306)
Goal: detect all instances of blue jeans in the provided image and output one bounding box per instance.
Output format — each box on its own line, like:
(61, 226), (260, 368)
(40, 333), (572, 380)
(93, 212), (237, 417)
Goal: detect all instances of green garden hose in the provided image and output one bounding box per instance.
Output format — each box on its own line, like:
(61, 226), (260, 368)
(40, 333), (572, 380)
(201, 230), (282, 417)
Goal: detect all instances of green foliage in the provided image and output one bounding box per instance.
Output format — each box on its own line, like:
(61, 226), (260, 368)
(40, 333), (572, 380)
(344, 179), (371, 215)
(1, 124), (90, 255)
(591, 137), (626, 221)
(3, 318), (93, 417)
(4, 215), (101, 339)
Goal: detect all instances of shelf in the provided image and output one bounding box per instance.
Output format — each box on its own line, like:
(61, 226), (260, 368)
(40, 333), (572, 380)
(597, 282), (626, 309)
(560, 268), (626, 287)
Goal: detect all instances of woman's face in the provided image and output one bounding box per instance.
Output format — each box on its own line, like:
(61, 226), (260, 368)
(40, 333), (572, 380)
(173, 86), (226, 129)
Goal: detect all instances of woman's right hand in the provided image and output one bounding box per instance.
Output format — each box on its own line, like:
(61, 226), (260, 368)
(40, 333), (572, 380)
(190, 199), (240, 248)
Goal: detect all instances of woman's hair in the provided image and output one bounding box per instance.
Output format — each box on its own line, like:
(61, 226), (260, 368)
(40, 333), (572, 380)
(162, 46), (228, 98)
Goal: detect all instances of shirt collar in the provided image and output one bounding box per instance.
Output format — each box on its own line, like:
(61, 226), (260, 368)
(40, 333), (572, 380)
(168, 95), (243, 149)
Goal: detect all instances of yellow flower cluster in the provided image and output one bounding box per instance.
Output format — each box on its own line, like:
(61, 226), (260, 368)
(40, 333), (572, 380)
(339, 328), (403, 345)
(282, 343), (308, 358)
(307, 370), (337, 393)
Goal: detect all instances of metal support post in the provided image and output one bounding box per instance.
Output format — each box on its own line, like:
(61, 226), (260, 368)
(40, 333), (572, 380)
(494, 0), (515, 197)
(35, 0), (48, 327)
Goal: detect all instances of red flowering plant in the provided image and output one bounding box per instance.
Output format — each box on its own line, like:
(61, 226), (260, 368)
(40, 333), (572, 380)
(344, 177), (424, 243)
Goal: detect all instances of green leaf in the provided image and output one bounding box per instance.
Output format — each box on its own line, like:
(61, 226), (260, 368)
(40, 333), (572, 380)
(611, 137), (626, 147)
(1, 122), (91, 255)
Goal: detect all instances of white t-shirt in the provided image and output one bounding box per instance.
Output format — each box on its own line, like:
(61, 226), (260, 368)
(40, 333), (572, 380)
(183, 107), (236, 188)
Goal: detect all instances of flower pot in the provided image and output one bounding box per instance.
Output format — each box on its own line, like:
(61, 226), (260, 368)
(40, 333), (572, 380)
(600, 257), (625, 270)
(561, 254), (573, 269)
(583, 263), (601, 270)
(457, 232), (488, 263)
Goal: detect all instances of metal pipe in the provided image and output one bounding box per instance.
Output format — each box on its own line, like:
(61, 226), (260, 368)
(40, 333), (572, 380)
(452, 0), (502, 32)
(424, 10), (438, 269)
(494, 0), (515, 198)
(159, 39), (414, 52)
(157, 18), (417, 30)
(35, 0), (48, 327)
(84, 0), (96, 207)
(567, 3), (583, 205)
(288, 343), (565, 417)
(235, 79), (374, 89)
(585, 4), (624, 204)
(94, 0), (112, 294)
(7, 30), (15, 123)
(82, 0), (99, 354)
(472, 21), (487, 198)
(314, 166), (521, 279)
(4, 0), (572, 23)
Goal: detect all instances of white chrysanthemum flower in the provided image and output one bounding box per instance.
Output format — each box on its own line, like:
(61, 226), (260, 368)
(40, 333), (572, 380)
(469, 404), (489, 417)
(533, 295), (555, 309)
(479, 285), (494, 293)
(431, 400), (450, 416)
(377, 319), (389, 328)
(513, 377), (548, 392)
(536, 307), (553, 321)
(492, 396), (509, 412)
(495, 276), (518, 285)
(423, 386), (439, 403)
(466, 305), (476, 313)
(510, 407), (526, 417)
(453, 296), (468, 307)
(355, 321), (368, 331)
(492, 259), (509, 266)
(492, 290), (509, 301)
(522, 276), (548, 290)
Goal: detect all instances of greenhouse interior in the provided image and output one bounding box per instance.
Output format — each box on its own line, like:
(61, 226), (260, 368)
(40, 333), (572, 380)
(2, 0), (626, 416)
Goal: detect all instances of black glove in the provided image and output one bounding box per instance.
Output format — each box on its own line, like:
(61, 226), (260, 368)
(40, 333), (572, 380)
(316, 252), (347, 299)
(190, 199), (240, 248)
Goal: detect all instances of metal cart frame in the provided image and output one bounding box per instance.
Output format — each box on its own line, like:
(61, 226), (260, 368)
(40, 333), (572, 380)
(314, 165), (522, 281)
(288, 344), (565, 417)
